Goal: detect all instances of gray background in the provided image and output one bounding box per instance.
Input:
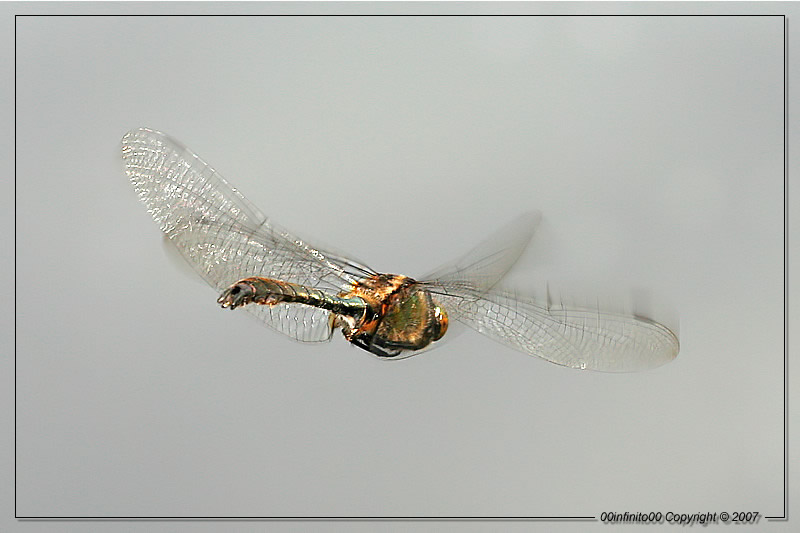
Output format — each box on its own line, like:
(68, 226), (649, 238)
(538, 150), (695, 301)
(7, 2), (796, 532)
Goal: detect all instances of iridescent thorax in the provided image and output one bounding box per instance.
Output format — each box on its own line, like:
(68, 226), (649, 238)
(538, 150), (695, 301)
(336, 274), (449, 358)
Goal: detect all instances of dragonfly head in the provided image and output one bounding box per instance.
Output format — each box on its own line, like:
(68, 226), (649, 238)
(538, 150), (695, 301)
(432, 304), (448, 341)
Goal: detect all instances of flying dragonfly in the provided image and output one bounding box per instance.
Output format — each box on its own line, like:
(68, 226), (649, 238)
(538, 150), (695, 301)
(122, 128), (679, 371)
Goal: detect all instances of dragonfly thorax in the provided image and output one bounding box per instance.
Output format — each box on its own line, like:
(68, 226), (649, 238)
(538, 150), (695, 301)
(337, 274), (448, 358)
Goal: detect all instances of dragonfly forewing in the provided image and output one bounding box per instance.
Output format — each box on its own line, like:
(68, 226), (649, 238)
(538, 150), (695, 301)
(123, 128), (374, 342)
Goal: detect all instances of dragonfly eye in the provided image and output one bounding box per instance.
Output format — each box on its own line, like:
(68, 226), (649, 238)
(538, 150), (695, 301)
(432, 305), (448, 341)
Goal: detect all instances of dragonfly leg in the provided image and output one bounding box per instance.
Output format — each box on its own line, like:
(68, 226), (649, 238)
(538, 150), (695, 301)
(350, 336), (404, 358)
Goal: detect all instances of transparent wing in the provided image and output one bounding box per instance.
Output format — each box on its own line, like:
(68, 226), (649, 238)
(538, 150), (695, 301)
(421, 213), (677, 370)
(421, 212), (540, 295)
(426, 284), (679, 372)
(122, 127), (375, 342)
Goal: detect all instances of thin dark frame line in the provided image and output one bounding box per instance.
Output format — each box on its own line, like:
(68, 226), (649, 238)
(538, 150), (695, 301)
(766, 12), (790, 524)
(11, 14), (788, 17)
(13, 8), (17, 522)
(766, 12), (789, 523)
(18, 517), (598, 521)
(13, 11), (788, 522)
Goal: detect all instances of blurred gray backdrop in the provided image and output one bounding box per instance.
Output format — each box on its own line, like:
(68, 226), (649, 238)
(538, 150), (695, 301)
(11, 3), (789, 531)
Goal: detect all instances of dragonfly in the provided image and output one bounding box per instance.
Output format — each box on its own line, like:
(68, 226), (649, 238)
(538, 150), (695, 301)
(122, 128), (679, 371)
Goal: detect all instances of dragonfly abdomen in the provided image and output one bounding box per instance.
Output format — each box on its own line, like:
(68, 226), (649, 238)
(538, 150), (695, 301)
(217, 277), (367, 318)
